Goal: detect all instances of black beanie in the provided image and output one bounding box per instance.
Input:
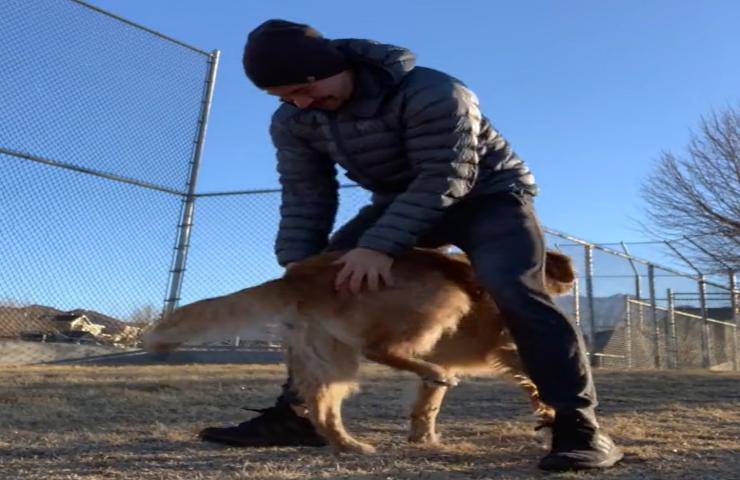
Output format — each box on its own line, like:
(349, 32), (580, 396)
(243, 19), (349, 88)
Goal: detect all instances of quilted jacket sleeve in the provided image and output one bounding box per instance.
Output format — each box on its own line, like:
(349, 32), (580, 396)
(356, 79), (481, 256)
(271, 111), (339, 266)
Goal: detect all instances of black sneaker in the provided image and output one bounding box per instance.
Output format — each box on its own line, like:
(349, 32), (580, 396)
(538, 415), (623, 471)
(199, 404), (327, 447)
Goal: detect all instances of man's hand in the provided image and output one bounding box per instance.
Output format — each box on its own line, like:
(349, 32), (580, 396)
(333, 248), (394, 294)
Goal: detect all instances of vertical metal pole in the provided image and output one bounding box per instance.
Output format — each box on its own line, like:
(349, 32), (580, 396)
(648, 264), (660, 369)
(667, 288), (677, 369)
(584, 245), (597, 365)
(620, 242), (643, 331)
(163, 50), (220, 316)
(698, 275), (711, 368)
(635, 274), (644, 331)
(573, 274), (581, 329)
(624, 296), (633, 369)
(730, 271), (738, 372)
(681, 236), (735, 369)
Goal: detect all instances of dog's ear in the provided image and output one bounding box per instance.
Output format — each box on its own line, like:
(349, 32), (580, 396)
(545, 251), (575, 283)
(544, 251), (576, 295)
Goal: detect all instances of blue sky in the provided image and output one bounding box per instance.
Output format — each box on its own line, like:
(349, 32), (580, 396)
(93, 0), (740, 243)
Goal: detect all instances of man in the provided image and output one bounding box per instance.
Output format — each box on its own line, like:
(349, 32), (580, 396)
(200, 19), (623, 471)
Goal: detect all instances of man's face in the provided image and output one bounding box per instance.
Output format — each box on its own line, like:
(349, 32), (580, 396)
(265, 70), (354, 111)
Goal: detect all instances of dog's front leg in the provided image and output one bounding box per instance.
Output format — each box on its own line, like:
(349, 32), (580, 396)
(305, 384), (376, 455)
(408, 380), (448, 444)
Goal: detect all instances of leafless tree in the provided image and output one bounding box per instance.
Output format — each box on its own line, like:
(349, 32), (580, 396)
(641, 105), (739, 273)
(127, 304), (160, 326)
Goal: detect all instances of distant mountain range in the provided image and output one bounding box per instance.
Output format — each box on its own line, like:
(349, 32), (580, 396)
(554, 294), (628, 336)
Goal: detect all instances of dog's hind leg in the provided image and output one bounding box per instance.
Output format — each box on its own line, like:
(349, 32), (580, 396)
(493, 344), (555, 431)
(408, 380), (449, 444)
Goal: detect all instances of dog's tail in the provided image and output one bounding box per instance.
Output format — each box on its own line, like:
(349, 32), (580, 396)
(544, 251), (576, 296)
(142, 279), (288, 353)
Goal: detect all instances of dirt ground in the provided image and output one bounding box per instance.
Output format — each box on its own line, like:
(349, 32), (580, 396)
(0, 365), (738, 480)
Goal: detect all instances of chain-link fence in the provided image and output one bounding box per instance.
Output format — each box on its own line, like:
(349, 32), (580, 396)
(172, 187), (738, 371)
(178, 187), (372, 306)
(545, 230), (738, 371)
(1, 0), (217, 364)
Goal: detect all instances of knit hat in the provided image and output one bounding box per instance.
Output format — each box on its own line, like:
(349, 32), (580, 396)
(243, 19), (349, 88)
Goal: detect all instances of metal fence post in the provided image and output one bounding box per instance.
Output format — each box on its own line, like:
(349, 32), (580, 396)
(573, 274), (581, 329)
(667, 288), (677, 369)
(698, 275), (711, 368)
(635, 273), (644, 331)
(648, 264), (660, 369)
(728, 271), (738, 371)
(624, 296), (633, 369)
(163, 49), (220, 316)
(621, 242), (643, 330)
(584, 245), (597, 364)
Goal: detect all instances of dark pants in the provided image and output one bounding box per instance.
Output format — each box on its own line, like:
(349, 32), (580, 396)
(276, 192), (598, 426)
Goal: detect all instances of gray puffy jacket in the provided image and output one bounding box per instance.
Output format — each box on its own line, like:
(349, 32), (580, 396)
(271, 39), (537, 265)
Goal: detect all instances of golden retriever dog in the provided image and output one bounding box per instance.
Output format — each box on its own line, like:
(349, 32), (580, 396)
(143, 248), (575, 454)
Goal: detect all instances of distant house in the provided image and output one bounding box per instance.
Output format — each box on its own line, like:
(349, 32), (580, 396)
(50, 313), (105, 337)
(19, 329), (98, 344)
(16, 312), (104, 344)
(0, 305), (59, 339)
(0, 304), (143, 348)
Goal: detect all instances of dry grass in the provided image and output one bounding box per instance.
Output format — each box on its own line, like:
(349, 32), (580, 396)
(1, 364), (738, 479)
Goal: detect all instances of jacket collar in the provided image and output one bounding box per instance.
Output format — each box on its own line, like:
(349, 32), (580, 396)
(331, 39), (416, 118)
(343, 65), (386, 117)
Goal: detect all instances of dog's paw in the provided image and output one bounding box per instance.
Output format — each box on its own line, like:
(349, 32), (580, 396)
(334, 441), (376, 455)
(408, 430), (440, 445)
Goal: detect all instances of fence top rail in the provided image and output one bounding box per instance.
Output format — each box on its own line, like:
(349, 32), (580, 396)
(706, 318), (738, 328)
(545, 227), (736, 292)
(194, 184), (361, 198)
(628, 298), (673, 314)
(1, 146), (184, 195)
(70, 0), (211, 56)
(673, 292), (733, 296)
(627, 298), (737, 326)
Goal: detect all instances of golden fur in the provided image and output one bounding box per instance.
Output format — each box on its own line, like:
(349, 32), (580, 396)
(144, 248), (575, 454)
